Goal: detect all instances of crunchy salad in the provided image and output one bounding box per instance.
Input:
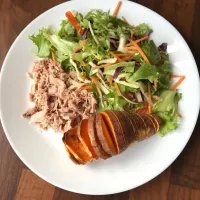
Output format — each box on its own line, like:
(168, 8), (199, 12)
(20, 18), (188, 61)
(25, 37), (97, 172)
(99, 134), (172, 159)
(29, 1), (185, 136)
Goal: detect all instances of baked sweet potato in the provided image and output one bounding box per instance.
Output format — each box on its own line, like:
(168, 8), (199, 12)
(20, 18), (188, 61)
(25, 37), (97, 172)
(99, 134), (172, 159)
(88, 116), (110, 160)
(101, 111), (127, 154)
(63, 111), (159, 165)
(95, 113), (117, 156)
(62, 128), (93, 163)
(77, 119), (98, 159)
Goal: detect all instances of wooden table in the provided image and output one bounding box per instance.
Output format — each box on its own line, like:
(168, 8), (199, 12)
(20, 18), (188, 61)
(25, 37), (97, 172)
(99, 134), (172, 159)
(0, 0), (200, 199)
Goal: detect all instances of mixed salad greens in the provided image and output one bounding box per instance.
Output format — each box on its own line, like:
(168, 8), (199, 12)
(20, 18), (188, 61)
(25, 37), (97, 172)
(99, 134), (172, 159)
(29, 1), (185, 136)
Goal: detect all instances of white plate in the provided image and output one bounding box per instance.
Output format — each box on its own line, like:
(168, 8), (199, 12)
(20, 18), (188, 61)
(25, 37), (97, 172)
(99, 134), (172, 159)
(0, 0), (200, 195)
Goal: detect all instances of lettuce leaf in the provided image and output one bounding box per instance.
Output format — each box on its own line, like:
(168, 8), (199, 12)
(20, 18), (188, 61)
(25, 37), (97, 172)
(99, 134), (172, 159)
(153, 90), (182, 136)
(141, 40), (168, 65)
(45, 34), (78, 56)
(29, 27), (51, 58)
(135, 23), (152, 37)
(127, 63), (158, 83)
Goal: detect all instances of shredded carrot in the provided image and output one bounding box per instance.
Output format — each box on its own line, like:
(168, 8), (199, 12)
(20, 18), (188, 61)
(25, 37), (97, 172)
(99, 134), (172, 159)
(154, 80), (157, 91)
(50, 49), (56, 64)
(121, 16), (127, 23)
(115, 53), (132, 57)
(113, 1), (122, 16)
(132, 25), (135, 28)
(147, 82), (152, 114)
(175, 111), (182, 118)
(135, 36), (149, 43)
(170, 76), (185, 90)
(125, 47), (136, 52)
(120, 56), (133, 61)
(170, 75), (184, 78)
(125, 42), (134, 47)
(110, 51), (123, 62)
(109, 76), (113, 85)
(127, 92), (134, 98)
(65, 11), (84, 35)
(80, 85), (92, 91)
(93, 63), (113, 70)
(131, 40), (150, 63)
(90, 76), (102, 97)
(81, 62), (88, 67)
(74, 39), (87, 53)
(114, 82), (122, 96)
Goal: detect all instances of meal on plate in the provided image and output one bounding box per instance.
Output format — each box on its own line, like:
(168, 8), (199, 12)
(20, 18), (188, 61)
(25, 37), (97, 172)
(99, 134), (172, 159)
(23, 1), (185, 164)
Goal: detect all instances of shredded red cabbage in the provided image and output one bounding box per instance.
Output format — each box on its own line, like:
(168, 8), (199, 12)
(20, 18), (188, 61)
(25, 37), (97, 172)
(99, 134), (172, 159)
(158, 43), (167, 52)
(82, 28), (90, 40)
(113, 67), (123, 79)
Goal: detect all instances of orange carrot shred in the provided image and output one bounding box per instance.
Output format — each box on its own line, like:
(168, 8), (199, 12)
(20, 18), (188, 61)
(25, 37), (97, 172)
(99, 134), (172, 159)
(115, 53), (132, 57)
(90, 76), (102, 97)
(120, 56), (133, 61)
(114, 82), (122, 96)
(110, 51), (123, 62)
(51, 49), (57, 64)
(170, 76), (185, 90)
(81, 62), (88, 67)
(135, 36), (149, 43)
(93, 63), (113, 70)
(131, 40), (150, 63)
(80, 85), (92, 91)
(109, 76), (113, 85)
(170, 74), (184, 78)
(74, 39), (87, 53)
(113, 1), (122, 16)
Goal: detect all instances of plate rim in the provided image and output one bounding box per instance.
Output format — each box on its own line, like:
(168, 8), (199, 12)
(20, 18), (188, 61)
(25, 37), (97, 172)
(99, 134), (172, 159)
(0, 0), (200, 195)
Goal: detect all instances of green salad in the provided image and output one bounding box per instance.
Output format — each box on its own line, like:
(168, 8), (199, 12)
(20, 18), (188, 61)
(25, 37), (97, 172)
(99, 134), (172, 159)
(29, 4), (185, 136)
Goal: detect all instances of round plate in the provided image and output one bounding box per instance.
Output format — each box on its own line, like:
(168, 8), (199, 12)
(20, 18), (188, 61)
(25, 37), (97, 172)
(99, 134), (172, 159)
(0, 0), (199, 195)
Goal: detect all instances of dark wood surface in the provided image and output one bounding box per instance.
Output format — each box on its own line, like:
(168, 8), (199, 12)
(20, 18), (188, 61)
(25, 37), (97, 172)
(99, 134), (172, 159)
(0, 0), (200, 199)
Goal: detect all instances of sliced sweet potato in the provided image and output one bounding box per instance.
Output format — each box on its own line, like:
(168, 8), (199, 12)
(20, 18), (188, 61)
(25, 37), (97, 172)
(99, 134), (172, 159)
(88, 116), (110, 160)
(111, 111), (135, 146)
(62, 128), (93, 163)
(124, 111), (140, 141)
(77, 119), (98, 159)
(64, 144), (86, 165)
(149, 114), (160, 132)
(95, 114), (117, 156)
(135, 113), (149, 140)
(101, 110), (127, 154)
(125, 112), (148, 141)
(140, 114), (156, 138)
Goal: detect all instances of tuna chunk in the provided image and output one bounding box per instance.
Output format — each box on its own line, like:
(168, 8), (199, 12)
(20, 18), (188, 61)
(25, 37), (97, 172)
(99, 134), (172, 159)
(23, 59), (97, 133)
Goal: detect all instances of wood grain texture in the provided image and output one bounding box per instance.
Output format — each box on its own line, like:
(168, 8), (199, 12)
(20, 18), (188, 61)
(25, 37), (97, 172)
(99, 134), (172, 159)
(15, 169), (55, 200)
(129, 168), (171, 200)
(0, 0), (200, 200)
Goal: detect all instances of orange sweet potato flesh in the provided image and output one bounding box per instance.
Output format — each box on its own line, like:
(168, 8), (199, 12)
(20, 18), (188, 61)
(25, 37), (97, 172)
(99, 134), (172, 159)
(88, 116), (110, 160)
(64, 144), (86, 165)
(77, 119), (98, 160)
(101, 111), (126, 154)
(96, 114), (117, 156)
(62, 128), (93, 163)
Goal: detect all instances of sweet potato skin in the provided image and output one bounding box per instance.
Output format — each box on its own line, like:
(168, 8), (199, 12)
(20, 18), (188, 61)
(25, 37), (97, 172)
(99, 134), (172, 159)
(88, 116), (110, 160)
(96, 114), (117, 156)
(101, 111), (127, 154)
